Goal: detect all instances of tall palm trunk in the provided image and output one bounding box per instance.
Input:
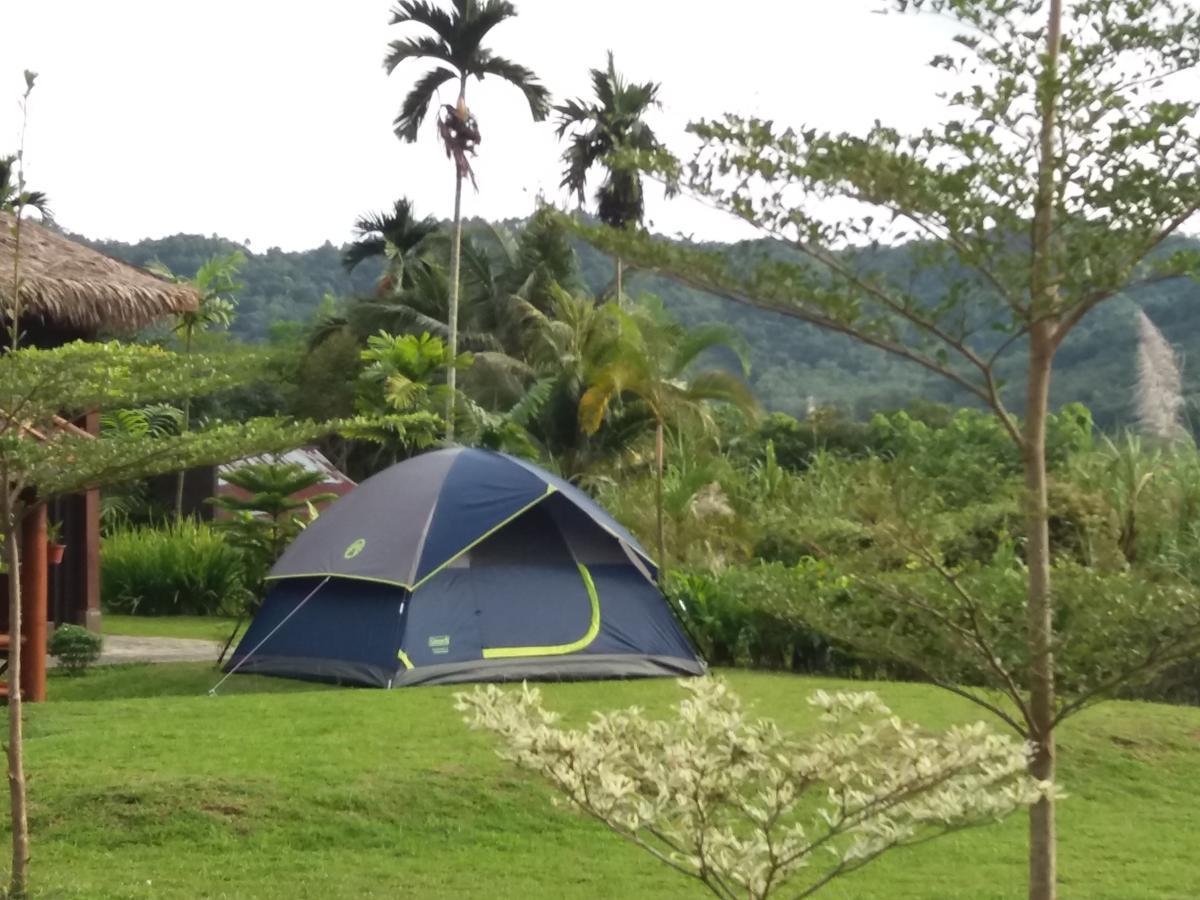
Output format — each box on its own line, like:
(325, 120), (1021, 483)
(1026, 4), (1062, 898)
(1, 487), (29, 898)
(615, 256), (623, 307)
(445, 77), (468, 442)
(654, 417), (666, 585)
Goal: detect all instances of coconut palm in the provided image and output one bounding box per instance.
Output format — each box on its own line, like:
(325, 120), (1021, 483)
(555, 52), (663, 303)
(579, 304), (758, 579)
(343, 196), (440, 296)
(384, 0), (551, 438)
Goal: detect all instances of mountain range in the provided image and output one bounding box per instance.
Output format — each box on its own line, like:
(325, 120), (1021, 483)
(78, 225), (1200, 429)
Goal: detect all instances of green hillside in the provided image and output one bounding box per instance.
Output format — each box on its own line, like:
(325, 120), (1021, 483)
(80, 226), (1200, 427)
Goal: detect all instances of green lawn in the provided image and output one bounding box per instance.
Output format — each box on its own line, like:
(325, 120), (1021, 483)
(15, 666), (1200, 899)
(102, 614), (240, 642)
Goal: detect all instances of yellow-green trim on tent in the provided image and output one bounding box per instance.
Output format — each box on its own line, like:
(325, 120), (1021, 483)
(397, 649), (414, 670)
(408, 485), (557, 591)
(482, 562), (601, 659)
(263, 572), (413, 589)
(264, 485), (557, 592)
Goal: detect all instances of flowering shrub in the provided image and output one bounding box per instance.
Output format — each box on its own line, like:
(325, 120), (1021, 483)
(457, 678), (1053, 899)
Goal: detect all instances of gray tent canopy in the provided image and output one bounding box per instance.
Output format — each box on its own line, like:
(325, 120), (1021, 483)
(225, 448), (704, 687)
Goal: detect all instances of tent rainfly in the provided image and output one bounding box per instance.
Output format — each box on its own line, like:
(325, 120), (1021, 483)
(225, 448), (705, 687)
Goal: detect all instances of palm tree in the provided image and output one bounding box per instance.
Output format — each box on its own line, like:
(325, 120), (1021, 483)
(0, 156), (49, 218)
(148, 252), (243, 520)
(385, 0), (551, 438)
(343, 196), (440, 296)
(579, 304), (758, 580)
(555, 52), (663, 303)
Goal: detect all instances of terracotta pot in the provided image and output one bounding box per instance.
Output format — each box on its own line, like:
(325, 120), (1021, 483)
(47, 542), (66, 565)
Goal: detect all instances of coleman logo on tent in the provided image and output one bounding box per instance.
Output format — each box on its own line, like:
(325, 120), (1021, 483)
(343, 538), (366, 559)
(428, 635), (451, 654)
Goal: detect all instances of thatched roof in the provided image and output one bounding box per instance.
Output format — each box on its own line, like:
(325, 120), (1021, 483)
(0, 212), (198, 333)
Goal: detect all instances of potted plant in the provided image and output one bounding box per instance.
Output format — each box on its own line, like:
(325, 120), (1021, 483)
(46, 520), (66, 565)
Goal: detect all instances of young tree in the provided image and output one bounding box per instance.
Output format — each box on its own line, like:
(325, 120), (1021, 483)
(564, 3), (1200, 896)
(579, 304), (757, 580)
(212, 461), (338, 661)
(384, 0), (551, 436)
(148, 252), (244, 520)
(0, 342), (333, 896)
(458, 677), (1052, 900)
(2, 71), (39, 356)
(555, 52), (663, 303)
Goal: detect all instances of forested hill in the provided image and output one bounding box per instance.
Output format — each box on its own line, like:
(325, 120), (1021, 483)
(80, 227), (1200, 428)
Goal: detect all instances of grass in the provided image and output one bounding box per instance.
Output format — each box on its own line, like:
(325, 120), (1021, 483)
(12, 665), (1199, 899)
(102, 614), (240, 642)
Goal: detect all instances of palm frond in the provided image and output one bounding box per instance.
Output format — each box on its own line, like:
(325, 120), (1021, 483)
(384, 35), (455, 73)
(307, 315), (351, 350)
(553, 98), (596, 136)
(670, 323), (750, 377)
(579, 381), (618, 436)
(389, 0), (457, 37)
(394, 66), (458, 141)
(459, 1), (518, 56)
(470, 350), (535, 380)
(342, 237), (387, 273)
(473, 54), (551, 120)
(507, 377), (555, 428)
(684, 371), (759, 418)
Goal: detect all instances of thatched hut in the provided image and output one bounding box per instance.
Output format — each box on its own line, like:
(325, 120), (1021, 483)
(0, 211), (197, 342)
(1, 211), (198, 700)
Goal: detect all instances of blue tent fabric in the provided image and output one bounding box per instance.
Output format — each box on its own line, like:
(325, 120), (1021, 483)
(230, 578), (405, 687)
(411, 449), (551, 584)
(227, 448), (704, 688)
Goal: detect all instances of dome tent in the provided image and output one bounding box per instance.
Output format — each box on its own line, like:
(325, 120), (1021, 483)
(224, 448), (704, 687)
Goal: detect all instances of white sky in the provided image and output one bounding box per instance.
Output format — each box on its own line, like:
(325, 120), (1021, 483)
(3, 1), (957, 251)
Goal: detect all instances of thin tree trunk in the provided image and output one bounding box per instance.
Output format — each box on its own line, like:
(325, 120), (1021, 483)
(615, 256), (623, 307)
(445, 78), (468, 442)
(6, 214), (22, 349)
(1026, 4), (1062, 898)
(174, 328), (193, 522)
(1024, 335), (1056, 900)
(655, 418), (666, 585)
(2, 490), (30, 898)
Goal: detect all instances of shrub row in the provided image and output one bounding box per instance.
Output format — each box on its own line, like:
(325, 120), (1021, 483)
(666, 566), (907, 681)
(101, 521), (248, 616)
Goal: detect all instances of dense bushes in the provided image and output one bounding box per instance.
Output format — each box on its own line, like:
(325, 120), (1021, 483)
(101, 521), (247, 616)
(592, 403), (1200, 706)
(667, 566), (906, 680)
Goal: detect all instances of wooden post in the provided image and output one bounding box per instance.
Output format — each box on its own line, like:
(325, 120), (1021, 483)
(18, 505), (47, 702)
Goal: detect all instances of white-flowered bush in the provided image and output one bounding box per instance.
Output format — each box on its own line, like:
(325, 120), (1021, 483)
(456, 677), (1055, 899)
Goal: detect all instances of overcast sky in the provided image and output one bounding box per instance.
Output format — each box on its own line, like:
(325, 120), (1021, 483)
(3, 1), (957, 251)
